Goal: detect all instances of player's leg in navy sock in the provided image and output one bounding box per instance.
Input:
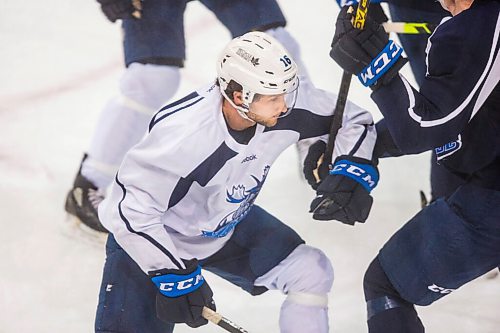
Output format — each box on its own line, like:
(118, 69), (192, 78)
(363, 257), (424, 333)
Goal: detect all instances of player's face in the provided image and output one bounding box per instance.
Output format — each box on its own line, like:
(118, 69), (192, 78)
(247, 94), (287, 127)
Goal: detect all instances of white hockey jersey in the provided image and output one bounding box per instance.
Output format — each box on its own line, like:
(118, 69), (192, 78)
(98, 77), (376, 273)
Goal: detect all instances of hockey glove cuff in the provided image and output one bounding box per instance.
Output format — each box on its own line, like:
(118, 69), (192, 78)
(330, 157), (379, 192)
(150, 259), (216, 328)
(310, 156), (379, 225)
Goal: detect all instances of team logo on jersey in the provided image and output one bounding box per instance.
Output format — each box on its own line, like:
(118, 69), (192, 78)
(201, 166), (270, 238)
(435, 135), (462, 161)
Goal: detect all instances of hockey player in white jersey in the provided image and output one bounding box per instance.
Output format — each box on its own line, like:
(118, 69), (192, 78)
(64, 0), (311, 235)
(95, 32), (378, 332)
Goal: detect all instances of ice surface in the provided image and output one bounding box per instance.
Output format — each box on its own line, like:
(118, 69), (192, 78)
(1, 1), (499, 332)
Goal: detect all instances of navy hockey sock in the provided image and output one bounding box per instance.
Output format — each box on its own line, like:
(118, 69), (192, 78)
(367, 304), (424, 333)
(364, 257), (424, 333)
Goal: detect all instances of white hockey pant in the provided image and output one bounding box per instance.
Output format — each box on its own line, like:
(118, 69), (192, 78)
(82, 63), (180, 188)
(255, 244), (334, 333)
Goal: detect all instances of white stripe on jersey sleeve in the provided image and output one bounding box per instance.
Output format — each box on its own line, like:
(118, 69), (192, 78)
(405, 14), (500, 128)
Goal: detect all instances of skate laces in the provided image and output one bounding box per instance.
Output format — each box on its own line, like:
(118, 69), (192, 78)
(88, 188), (105, 210)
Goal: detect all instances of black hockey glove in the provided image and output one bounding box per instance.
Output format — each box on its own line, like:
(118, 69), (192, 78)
(303, 140), (330, 190)
(150, 259), (216, 328)
(97, 0), (142, 23)
(367, 3), (389, 25)
(310, 156), (379, 225)
(330, 5), (407, 89)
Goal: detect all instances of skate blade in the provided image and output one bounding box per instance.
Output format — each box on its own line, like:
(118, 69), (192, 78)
(61, 214), (107, 247)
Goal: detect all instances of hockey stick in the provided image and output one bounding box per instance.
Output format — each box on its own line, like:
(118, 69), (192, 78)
(325, 0), (371, 166)
(382, 22), (437, 34)
(202, 306), (249, 333)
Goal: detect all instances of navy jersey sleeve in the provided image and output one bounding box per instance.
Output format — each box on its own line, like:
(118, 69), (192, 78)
(371, 2), (500, 154)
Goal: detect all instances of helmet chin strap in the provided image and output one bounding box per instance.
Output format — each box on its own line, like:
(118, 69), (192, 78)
(220, 89), (256, 124)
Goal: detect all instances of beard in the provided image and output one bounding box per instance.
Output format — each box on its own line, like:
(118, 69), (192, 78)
(247, 112), (279, 127)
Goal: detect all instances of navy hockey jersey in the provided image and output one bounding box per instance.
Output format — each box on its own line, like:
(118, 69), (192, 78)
(373, 0), (500, 190)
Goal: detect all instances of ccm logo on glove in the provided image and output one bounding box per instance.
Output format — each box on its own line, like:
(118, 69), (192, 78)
(152, 266), (205, 297)
(358, 40), (403, 87)
(330, 159), (379, 192)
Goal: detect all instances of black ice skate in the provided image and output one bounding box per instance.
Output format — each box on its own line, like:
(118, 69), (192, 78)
(65, 156), (108, 234)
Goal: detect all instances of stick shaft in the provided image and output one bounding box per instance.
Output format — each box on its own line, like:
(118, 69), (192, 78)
(326, 1), (371, 165)
(202, 306), (249, 333)
(382, 22), (437, 34)
(325, 72), (351, 165)
(353, 0), (371, 29)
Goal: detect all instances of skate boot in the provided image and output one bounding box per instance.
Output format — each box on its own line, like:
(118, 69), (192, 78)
(65, 155), (108, 233)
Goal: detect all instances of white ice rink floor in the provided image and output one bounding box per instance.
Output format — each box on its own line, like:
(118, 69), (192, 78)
(1, 1), (499, 332)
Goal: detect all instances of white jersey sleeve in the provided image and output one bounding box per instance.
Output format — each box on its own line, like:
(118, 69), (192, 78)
(333, 99), (376, 162)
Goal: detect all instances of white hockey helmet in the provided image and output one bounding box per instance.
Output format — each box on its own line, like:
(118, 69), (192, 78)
(217, 31), (299, 119)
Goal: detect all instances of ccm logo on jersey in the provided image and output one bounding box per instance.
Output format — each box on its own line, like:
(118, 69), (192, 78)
(358, 40), (403, 87)
(427, 284), (455, 294)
